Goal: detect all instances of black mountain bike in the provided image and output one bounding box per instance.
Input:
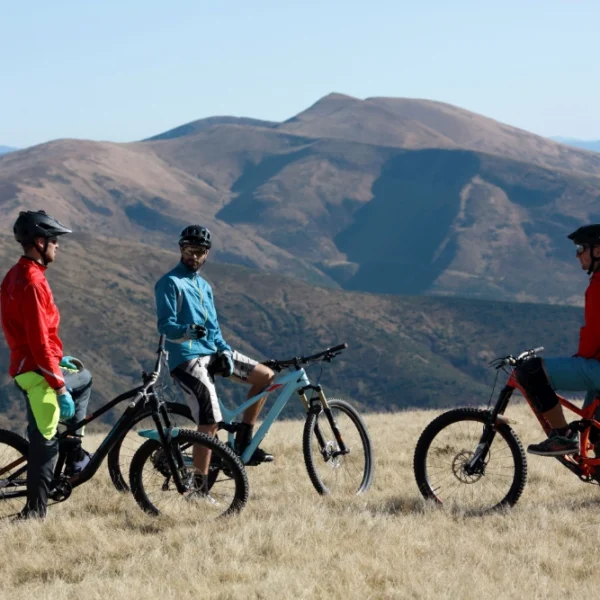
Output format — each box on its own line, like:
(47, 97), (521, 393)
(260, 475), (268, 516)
(0, 336), (248, 519)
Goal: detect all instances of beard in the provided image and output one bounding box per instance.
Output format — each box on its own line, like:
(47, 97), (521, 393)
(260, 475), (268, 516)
(181, 256), (207, 271)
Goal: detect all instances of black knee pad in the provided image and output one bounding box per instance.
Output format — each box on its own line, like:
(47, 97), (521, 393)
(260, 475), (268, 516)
(514, 357), (558, 412)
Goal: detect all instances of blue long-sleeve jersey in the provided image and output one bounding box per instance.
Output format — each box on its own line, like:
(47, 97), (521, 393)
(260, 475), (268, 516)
(154, 262), (232, 371)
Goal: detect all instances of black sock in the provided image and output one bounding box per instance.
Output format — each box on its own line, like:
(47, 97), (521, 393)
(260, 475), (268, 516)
(235, 423), (253, 453)
(555, 426), (572, 437)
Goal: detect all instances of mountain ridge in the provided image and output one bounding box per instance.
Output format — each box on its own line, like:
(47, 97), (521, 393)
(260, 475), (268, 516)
(1, 93), (598, 306)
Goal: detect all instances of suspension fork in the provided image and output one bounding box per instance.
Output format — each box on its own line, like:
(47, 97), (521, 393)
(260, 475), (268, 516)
(302, 385), (349, 456)
(466, 385), (515, 474)
(150, 393), (188, 494)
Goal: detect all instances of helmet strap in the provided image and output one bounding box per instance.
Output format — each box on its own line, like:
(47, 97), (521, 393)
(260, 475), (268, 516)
(36, 238), (50, 267)
(588, 244), (597, 276)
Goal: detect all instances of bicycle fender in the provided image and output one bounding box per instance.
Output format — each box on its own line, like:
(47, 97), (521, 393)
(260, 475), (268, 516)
(137, 428), (181, 441)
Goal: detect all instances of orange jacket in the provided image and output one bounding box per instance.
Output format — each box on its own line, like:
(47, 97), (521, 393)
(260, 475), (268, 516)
(1, 257), (65, 389)
(577, 271), (600, 360)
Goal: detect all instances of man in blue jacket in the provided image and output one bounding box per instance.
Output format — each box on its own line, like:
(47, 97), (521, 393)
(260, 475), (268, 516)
(155, 225), (275, 488)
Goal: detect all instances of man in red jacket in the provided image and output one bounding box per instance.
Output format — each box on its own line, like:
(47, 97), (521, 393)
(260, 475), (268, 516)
(516, 224), (600, 456)
(1, 210), (92, 518)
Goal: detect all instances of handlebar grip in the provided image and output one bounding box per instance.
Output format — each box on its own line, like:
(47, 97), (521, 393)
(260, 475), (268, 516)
(158, 334), (166, 349)
(533, 346), (544, 354)
(329, 343), (348, 353)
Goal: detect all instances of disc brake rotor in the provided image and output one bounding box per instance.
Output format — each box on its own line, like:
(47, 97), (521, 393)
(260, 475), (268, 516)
(451, 449), (489, 484)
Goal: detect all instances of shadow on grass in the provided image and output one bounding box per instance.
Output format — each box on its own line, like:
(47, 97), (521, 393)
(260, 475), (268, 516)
(357, 495), (524, 519)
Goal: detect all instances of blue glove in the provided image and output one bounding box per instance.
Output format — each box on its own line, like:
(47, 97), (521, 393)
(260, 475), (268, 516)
(187, 324), (207, 340)
(60, 356), (78, 370)
(216, 350), (234, 378)
(57, 391), (75, 420)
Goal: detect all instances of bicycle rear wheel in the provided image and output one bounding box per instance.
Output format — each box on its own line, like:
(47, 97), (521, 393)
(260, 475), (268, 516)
(107, 401), (195, 492)
(413, 408), (527, 513)
(129, 430), (248, 519)
(0, 429), (29, 519)
(303, 398), (374, 495)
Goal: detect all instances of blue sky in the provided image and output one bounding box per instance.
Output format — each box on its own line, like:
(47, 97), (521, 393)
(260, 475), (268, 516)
(2, 0), (599, 147)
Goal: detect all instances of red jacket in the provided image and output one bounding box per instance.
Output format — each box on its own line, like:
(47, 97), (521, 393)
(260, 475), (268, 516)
(1, 257), (65, 389)
(577, 271), (600, 360)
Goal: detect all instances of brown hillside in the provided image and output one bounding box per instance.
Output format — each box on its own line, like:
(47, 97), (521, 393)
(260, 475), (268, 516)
(1, 93), (599, 305)
(0, 234), (583, 428)
(279, 93), (600, 175)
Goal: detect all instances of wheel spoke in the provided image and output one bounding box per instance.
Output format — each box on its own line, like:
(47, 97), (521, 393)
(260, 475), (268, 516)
(304, 399), (373, 496)
(414, 409), (526, 512)
(130, 432), (247, 519)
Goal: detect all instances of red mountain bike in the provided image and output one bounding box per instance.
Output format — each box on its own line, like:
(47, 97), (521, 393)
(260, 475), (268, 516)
(413, 347), (600, 513)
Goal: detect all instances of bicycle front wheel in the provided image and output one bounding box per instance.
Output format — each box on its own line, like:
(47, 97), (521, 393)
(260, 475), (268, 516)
(0, 429), (29, 519)
(303, 398), (374, 495)
(413, 408), (527, 513)
(107, 401), (195, 492)
(129, 430), (248, 519)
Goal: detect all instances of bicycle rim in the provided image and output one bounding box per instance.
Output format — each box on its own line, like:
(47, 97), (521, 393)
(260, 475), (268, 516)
(304, 399), (373, 495)
(108, 401), (195, 492)
(415, 409), (526, 513)
(130, 431), (248, 519)
(0, 431), (29, 519)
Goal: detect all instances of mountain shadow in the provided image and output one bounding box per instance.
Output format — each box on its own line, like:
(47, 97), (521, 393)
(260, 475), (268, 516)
(216, 147), (314, 224)
(335, 149), (481, 294)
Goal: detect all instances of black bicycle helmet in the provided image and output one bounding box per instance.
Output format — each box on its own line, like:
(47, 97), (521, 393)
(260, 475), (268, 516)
(568, 224), (600, 274)
(567, 224), (600, 246)
(179, 225), (212, 249)
(13, 210), (72, 245)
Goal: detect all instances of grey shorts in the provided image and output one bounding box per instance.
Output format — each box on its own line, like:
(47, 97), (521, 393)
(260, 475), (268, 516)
(171, 351), (258, 425)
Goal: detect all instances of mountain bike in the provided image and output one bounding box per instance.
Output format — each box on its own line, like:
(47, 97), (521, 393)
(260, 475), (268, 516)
(0, 336), (248, 519)
(413, 346), (600, 513)
(209, 343), (374, 495)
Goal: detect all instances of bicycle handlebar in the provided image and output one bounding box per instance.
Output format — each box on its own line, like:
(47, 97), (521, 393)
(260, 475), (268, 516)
(263, 343), (348, 371)
(490, 346), (544, 369)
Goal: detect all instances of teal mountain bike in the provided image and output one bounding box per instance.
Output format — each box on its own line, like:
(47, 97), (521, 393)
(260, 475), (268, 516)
(213, 343), (374, 495)
(127, 343), (374, 516)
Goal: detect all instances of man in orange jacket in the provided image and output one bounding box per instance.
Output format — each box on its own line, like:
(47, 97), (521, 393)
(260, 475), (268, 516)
(1, 210), (92, 518)
(516, 224), (600, 456)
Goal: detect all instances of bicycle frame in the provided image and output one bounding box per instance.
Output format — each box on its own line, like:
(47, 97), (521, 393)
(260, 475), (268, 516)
(1, 335), (190, 499)
(491, 371), (600, 480)
(218, 367), (312, 464)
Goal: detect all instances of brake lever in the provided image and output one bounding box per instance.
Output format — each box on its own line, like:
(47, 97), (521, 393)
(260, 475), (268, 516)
(323, 351), (339, 362)
(262, 359), (283, 372)
(488, 356), (513, 370)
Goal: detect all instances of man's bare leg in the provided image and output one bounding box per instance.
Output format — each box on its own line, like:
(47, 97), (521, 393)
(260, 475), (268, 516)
(194, 423), (218, 474)
(242, 364), (275, 425)
(236, 364), (275, 461)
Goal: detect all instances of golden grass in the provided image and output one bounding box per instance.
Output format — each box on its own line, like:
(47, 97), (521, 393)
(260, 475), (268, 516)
(2, 402), (600, 600)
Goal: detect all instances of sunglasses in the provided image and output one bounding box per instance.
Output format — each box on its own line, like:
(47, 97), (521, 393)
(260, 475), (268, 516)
(182, 246), (209, 258)
(47, 238), (59, 245)
(576, 244), (589, 256)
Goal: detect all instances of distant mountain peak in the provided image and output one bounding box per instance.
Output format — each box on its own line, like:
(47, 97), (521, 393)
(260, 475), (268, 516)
(285, 92), (360, 124)
(145, 116), (278, 142)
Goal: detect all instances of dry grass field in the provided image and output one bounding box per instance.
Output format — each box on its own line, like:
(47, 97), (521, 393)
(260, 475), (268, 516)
(2, 401), (600, 600)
